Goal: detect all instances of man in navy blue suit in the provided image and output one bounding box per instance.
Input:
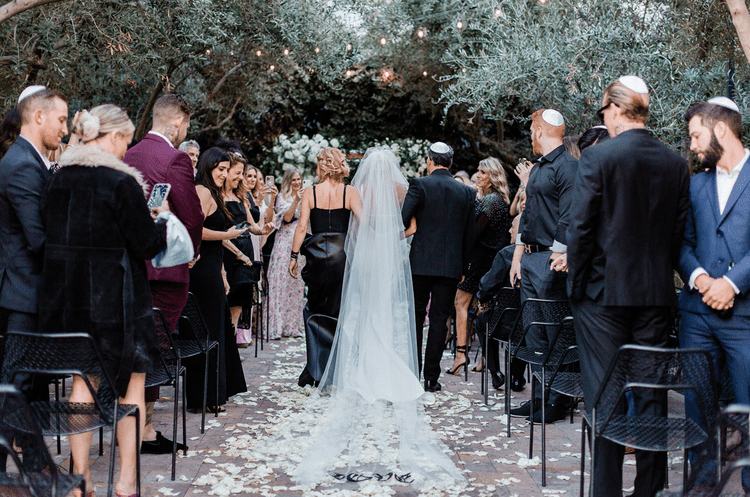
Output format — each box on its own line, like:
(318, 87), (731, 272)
(680, 97), (750, 492)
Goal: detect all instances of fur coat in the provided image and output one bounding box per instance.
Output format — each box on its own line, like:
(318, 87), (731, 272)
(38, 144), (167, 395)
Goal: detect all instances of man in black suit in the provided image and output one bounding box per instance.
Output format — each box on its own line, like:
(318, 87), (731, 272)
(566, 76), (690, 497)
(509, 109), (577, 423)
(402, 142), (476, 392)
(0, 86), (68, 470)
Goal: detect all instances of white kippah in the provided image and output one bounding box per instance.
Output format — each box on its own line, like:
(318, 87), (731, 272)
(618, 75), (649, 95)
(594, 125), (608, 130)
(541, 109), (564, 127)
(707, 96), (740, 113)
(17, 85), (47, 105)
(430, 142), (451, 154)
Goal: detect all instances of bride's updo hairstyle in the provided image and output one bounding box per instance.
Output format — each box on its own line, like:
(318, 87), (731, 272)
(316, 147), (349, 183)
(72, 104), (135, 143)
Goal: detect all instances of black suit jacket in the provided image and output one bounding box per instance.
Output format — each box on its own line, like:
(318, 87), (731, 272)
(0, 137), (50, 313)
(566, 129), (689, 306)
(402, 169), (476, 280)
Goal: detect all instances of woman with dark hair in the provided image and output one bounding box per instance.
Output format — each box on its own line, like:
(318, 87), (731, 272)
(185, 147), (247, 413)
(0, 108), (21, 160)
(577, 125), (610, 151)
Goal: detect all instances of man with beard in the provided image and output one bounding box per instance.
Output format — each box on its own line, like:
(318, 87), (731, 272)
(566, 76), (690, 496)
(679, 97), (750, 492)
(508, 109), (577, 423)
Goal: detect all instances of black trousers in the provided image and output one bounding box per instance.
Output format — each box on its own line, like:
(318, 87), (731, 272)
(571, 296), (670, 497)
(520, 250), (570, 406)
(412, 275), (459, 383)
(0, 309), (49, 472)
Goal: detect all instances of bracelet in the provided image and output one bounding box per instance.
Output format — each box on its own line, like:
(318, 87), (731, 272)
(290, 251), (299, 260)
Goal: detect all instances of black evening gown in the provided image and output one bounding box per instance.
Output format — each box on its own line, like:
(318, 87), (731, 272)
(186, 208), (247, 409)
(299, 185), (351, 382)
(224, 200), (259, 308)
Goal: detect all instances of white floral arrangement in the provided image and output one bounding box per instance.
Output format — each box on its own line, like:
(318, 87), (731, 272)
(265, 133), (431, 182)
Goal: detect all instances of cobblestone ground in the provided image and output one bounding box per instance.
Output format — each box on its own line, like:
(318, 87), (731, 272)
(49, 336), (706, 496)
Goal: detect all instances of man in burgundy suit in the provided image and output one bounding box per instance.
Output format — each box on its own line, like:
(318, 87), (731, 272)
(123, 94), (203, 453)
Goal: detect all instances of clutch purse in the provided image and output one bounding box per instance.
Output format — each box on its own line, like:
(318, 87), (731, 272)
(151, 212), (195, 268)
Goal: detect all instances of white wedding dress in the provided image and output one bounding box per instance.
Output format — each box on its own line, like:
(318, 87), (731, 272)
(287, 147), (465, 491)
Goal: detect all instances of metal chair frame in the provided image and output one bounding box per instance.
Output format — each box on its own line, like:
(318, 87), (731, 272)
(482, 287), (521, 405)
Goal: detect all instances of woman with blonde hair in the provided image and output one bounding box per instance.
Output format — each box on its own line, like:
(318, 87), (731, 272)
(267, 167), (306, 339)
(289, 147), (361, 387)
(38, 104), (171, 497)
(447, 157), (512, 378)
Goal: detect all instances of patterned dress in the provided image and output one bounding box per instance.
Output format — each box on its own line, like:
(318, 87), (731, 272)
(267, 193), (306, 339)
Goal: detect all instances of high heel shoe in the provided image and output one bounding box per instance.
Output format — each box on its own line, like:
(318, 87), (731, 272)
(445, 345), (470, 376)
(471, 357), (484, 372)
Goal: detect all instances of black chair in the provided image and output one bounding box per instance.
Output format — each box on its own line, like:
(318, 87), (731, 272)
(2, 331), (142, 497)
(580, 345), (718, 497)
(529, 316), (582, 486)
(503, 298), (572, 437)
(0, 384), (86, 497)
(146, 309), (187, 481)
(176, 293), (220, 434)
(481, 287), (521, 405)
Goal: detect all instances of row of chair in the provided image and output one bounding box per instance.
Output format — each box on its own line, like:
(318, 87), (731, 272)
(479, 288), (747, 495)
(0, 292), (220, 496)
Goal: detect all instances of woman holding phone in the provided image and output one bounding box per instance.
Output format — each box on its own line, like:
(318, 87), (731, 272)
(186, 147), (248, 413)
(221, 152), (272, 337)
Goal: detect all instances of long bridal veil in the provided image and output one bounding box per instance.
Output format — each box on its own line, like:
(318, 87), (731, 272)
(289, 147), (465, 491)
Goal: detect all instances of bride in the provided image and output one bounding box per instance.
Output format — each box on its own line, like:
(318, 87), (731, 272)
(285, 146), (465, 491)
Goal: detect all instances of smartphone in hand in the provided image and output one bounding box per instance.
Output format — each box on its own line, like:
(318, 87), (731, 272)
(147, 183), (171, 210)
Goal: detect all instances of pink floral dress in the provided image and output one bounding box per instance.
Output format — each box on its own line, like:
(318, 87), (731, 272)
(267, 193), (305, 339)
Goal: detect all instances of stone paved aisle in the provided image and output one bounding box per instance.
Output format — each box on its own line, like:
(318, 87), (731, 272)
(54, 337), (695, 496)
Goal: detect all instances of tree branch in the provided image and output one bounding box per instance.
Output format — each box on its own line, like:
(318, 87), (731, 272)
(200, 96), (242, 132)
(0, 0), (64, 24)
(726, 0), (750, 67)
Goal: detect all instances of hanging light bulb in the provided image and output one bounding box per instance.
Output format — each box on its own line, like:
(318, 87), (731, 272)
(462, 67), (467, 73)
(346, 44), (352, 51)
(283, 49), (289, 56)
(345, 70), (353, 77)
(315, 47), (320, 53)
(417, 28), (425, 38)
(538, 0), (547, 3)
(494, 8), (502, 18)
(456, 20), (463, 29)
(383, 70), (390, 79)
(423, 71), (428, 77)
(270, 65), (275, 71)
(256, 50), (262, 56)
(380, 37), (387, 45)
(205, 49), (211, 55)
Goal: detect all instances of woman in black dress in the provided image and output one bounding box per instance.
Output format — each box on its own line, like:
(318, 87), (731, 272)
(447, 157), (512, 377)
(221, 153), (272, 334)
(288, 147), (362, 387)
(186, 148), (248, 412)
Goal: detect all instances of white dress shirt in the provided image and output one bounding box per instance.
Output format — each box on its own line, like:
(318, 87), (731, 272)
(688, 149), (749, 293)
(148, 130), (175, 149)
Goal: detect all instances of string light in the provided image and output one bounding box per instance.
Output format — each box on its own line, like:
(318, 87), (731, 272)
(380, 37), (387, 45)
(205, 49), (211, 55)
(346, 44), (352, 51)
(314, 47), (320, 53)
(346, 70), (353, 77)
(383, 70), (390, 79)
(417, 28), (425, 38)
(283, 49), (289, 56)
(423, 71), (428, 76)
(310, 68), (315, 74)
(456, 20), (463, 29)
(256, 50), (262, 56)
(538, 0), (547, 3)
(270, 65), (275, 71)
(494, 9), (502, 18)
(462, 67), (467, 73)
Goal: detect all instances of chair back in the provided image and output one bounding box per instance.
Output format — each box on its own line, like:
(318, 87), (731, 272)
(181, 293), (211, 345)
(148, 308), (180, 385)
(487, 287), (521, 341)
(544, 317), (578, 368)
(591, 345), (718, 433)
(2, 331), (120, 408)
(508, 299), (571, 355)
(0, 384), (60, 495)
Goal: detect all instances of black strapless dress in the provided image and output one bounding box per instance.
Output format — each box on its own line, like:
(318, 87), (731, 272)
(299, 185), (351, 383)
(224, 200), (259, 308)
(186, 208), (247, 409)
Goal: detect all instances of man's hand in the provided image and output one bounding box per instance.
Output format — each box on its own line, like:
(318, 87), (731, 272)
(702, 278), (736, 311)
(510, 246), (523, 286)
(188, 255), (200, 269)
(550, 253), (568, 272)
(694, 274), (713, 294)
(515, 160), (534, 186)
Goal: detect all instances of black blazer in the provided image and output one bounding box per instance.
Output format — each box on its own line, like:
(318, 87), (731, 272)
(566, 128), (690, 306)
(0, 137), (50, 313)
(402, 169), (476, 280)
